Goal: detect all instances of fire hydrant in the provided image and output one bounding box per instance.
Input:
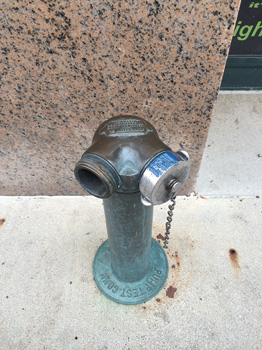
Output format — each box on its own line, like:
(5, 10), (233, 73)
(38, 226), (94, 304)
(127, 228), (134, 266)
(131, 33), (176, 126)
(74, 115), (190, 304)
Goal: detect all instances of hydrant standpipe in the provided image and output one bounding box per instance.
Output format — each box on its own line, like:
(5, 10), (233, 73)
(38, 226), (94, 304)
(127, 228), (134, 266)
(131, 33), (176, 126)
(74, 115), (190, 304)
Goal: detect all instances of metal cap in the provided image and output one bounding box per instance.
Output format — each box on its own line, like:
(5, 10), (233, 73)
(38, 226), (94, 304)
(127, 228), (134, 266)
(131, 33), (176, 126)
(139, 150), (190, 206)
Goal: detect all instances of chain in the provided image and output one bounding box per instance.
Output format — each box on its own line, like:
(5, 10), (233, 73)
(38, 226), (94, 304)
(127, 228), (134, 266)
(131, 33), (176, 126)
(163, 194), (177, 249)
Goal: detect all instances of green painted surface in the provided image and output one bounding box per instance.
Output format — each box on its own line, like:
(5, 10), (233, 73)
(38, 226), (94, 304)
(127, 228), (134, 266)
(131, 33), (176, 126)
(93, 192), (168, 304)
(221, 57), (262, 90)
(93, 239), (168, 305)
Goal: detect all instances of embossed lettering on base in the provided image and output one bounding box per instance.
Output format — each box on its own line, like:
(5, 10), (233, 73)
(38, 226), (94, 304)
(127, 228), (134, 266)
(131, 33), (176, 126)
(93, 238), (168, 305)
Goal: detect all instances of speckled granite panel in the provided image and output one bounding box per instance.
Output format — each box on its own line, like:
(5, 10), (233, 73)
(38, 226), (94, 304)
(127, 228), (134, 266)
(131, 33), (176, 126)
(0, 0), (239, 195)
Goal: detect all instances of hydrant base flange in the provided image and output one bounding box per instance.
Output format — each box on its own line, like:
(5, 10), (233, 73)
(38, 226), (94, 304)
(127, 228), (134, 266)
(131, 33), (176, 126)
(93, 238), (168, 305)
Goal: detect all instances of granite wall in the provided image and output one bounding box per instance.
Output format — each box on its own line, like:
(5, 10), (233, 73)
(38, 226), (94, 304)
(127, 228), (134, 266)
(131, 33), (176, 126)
(0, 0), (240, 195)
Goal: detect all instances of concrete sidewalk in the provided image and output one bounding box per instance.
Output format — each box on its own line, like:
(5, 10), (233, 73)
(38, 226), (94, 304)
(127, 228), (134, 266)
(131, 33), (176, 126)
(0, 196), (261, 350)
(195, 92), (262, 198)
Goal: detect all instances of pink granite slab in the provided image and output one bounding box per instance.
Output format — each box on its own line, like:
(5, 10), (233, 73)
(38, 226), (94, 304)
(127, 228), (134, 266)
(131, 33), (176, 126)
(0, 0), (240, 195)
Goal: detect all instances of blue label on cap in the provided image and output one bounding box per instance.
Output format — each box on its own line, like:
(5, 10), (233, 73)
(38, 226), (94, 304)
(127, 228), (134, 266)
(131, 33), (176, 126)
(148, 152), (180, 177)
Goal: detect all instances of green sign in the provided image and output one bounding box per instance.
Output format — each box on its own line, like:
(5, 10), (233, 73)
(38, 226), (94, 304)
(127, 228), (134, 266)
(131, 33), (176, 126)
(229, 0), (262, 56)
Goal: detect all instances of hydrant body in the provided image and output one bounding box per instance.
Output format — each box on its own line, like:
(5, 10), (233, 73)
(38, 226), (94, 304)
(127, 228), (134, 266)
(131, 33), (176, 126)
(75, 116), (189, 304)
(104, 192), (153, 283)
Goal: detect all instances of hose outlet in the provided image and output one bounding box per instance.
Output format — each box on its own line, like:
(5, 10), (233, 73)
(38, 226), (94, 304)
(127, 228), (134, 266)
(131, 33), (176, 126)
(74, 153), (121, 199)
